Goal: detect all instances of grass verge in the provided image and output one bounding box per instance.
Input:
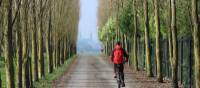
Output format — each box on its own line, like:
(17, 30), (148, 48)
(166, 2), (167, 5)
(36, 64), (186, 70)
(33, 55), (77, 88)
(0, 56), (5, 88)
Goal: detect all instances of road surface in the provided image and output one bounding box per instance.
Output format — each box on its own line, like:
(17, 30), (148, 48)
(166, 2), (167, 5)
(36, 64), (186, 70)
(52, 55), (171, 88)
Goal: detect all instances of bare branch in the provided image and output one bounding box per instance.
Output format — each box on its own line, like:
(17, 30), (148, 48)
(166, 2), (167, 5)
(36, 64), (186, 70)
(0, 0), (2, 7)
(12, 0), (22, 26)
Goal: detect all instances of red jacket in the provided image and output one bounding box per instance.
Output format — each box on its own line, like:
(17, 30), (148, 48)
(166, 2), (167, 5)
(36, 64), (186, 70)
(111, 45), (129, 64)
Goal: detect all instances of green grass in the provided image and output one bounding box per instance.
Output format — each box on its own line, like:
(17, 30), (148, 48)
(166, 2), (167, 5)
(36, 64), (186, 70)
(0, 55), (76, 88)
(0, 56), (6, 88)
(33, 55), (76, 88)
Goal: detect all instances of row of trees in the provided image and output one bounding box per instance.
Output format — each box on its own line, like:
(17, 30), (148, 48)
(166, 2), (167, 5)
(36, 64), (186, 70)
(0, 0), (79, 88)
(98, 0), (199, 88)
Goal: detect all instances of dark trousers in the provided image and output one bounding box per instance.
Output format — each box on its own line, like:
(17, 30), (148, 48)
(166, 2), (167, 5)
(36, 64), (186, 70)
(114, 63), (124, 81)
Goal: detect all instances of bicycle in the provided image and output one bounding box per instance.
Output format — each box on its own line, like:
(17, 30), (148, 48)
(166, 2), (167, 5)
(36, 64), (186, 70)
(116, 64), (123, 88)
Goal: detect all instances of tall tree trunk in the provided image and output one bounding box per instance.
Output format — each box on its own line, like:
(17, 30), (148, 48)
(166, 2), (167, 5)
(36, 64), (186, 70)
(68, 42), (71, 57)
(59, 40), (62, 65)
(0, 0), (2, 7)
(47, 7), (53, 73)
(143, 0), (153, 77)
(0, 72), (1, 88)
(32, 0), (39, 81)
(168, 0), (173, 79)
(106, 41), (108, 55)
(38, 0), (45, 78)
(38, 12), (45, 78)
(70, 45), (73, 57)
(60, 40), (64, 65)
(133, 0), (138, 71)
(154, 0), (163, 82)
(63, 41), (65, 62)
(53, 35), (57, 68)
(56, 40), (61, 67)
(191, 0), (200, 88)
(168, 0), (174, 84)
(24, 57), (30, 88)
(124, 35), (128, 52)
(64, 37), (67, 60)
(29, 55), (33, 87)
(22, 1), (30, 87)
(16, 10), (22, 88)
(16, 27), (22, 88)
(4, 0), (15, 87)
(170, 0), (178, 87)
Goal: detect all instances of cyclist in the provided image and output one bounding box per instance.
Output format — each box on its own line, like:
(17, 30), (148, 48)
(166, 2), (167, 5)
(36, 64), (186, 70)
(111, 41), (129, 87)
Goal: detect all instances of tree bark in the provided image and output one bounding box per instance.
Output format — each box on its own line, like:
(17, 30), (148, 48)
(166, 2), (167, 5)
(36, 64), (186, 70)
(64, 37), (67, 60)
(32, 0), (39, 81)
(133, 0), (138, 71)
(0, 0), (2, 7)
(16, 8), (23, 87)
(0, 72), (1, 88)
(56, 40), (61, 67)
(154, 0), (163, 82)
(53, 34), (57, 68)
(106, 41), (108, 55)
(191, 0), (200, 88)
(68, 43), (71, 58)
(29, 55), (33, 87)
(170, 0), (178, 87)
(4, 0), (15, 87)
(143, 0), (153, 77)
(38, 0), (45, 78)
(16, 25), (22, 88)
(60, 40), (64, 65)
(47, 7), (53, 73)
(22, 0), (30, 87)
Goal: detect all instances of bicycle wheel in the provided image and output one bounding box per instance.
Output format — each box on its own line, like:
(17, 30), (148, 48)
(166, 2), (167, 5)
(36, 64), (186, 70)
(117, 72), (121, 88)
(117, 77), (121, 88)
(118, 83), (121, 88)
(116, 65), (122, 88)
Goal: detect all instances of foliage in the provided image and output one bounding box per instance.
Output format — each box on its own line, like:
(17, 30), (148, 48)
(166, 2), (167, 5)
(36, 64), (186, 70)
(176, 0), (192, 38)
(99, 17), (117, 44)
(118, 1), (134, 38)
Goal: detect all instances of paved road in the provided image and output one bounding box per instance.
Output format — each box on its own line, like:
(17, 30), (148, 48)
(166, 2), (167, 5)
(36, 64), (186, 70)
(53, 55), (171, 88)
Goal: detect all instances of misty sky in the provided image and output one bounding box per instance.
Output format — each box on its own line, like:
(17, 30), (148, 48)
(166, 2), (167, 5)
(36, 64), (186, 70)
(78, 0), (98, 40)
(77, 0), (101, 53)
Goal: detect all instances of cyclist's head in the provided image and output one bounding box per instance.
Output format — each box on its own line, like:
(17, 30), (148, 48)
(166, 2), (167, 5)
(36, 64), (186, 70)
(116, 41), (121, 45)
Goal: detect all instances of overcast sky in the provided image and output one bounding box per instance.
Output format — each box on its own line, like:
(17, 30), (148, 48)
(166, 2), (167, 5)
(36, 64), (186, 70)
(77, 0), (101, 53)
(78, 0), (98, 41)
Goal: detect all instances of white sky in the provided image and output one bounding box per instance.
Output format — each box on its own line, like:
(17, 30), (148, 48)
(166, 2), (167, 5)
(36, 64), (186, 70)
(78, 0), (98, 41)
(77, 0), (102, 52)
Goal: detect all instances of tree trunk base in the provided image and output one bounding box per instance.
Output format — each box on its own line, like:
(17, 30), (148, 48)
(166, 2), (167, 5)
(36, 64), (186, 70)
(157, 77), (163, 83)
(171, 80), (178, 88)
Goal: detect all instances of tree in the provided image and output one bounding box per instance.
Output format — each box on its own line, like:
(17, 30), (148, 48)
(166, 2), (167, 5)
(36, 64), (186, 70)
(32, 0), (39, 82)
(38, 0), (46, 78)
(133, 0), (138, 71)
(0, 0), (2, 7)
(4, 0), (15, 87)
(16, 9), (22, 88)
(191, 0), (200, 88)
(0, 71), (2, 88)
(154, 0), (163, 82)
(170, 0), (178, 87)
(167, 0), (173, 86)
(21, 0), (31, 87)
(45, 0), (53, 74)
(143, 0), (153, 77)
